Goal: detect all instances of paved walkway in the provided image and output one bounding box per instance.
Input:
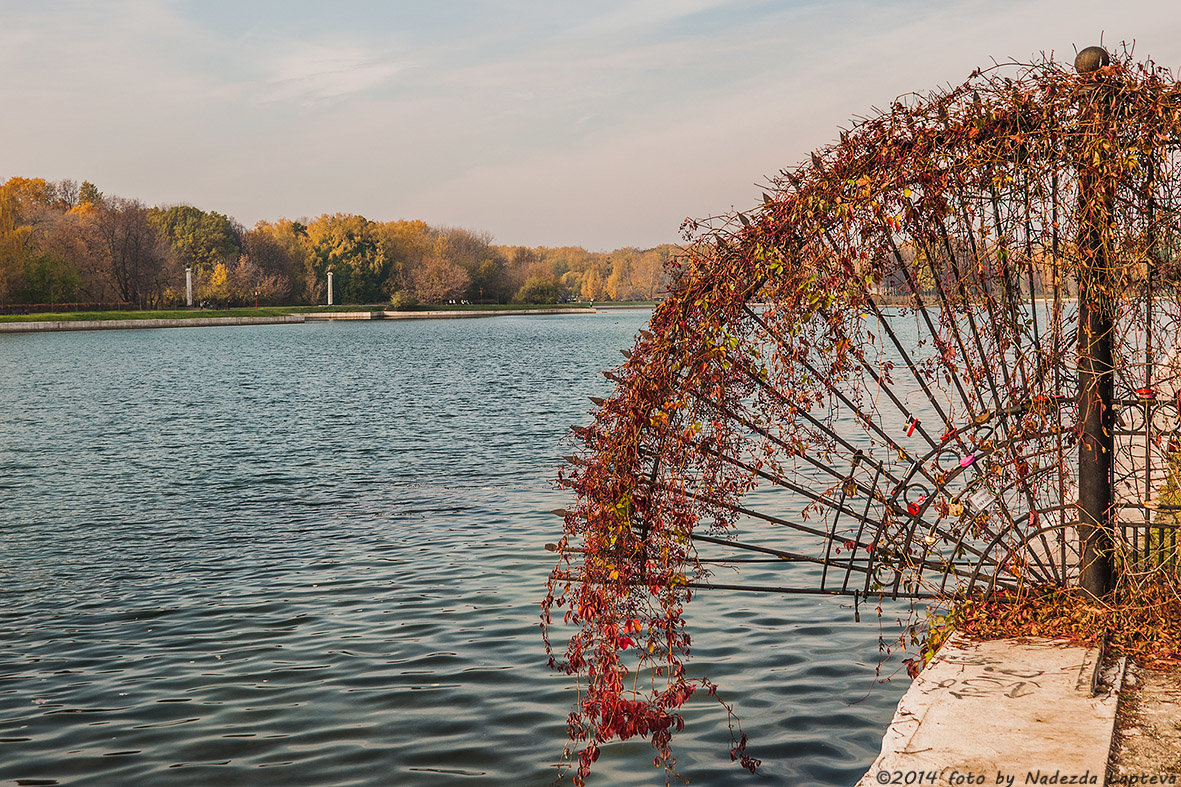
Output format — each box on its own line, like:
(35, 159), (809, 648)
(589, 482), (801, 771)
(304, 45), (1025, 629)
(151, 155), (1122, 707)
(858, 634), (1181, 786)
(857, 634), (1124, 786)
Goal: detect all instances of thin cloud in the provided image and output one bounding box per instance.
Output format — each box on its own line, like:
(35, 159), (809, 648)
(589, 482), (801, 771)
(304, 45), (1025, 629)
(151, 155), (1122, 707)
(263, 43), (405, 104)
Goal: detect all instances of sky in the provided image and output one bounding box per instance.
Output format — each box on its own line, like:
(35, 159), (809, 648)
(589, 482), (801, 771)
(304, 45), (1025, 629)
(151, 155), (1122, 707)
(3, 0), (1180, 251)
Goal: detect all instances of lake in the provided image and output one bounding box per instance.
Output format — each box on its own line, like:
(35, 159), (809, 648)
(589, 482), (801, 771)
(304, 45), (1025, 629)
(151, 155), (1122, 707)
(0, 312), (909, 785)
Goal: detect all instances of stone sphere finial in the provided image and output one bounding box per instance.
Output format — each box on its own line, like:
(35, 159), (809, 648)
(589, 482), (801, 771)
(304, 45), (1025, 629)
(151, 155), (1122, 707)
(1075, 46), (1109, 73)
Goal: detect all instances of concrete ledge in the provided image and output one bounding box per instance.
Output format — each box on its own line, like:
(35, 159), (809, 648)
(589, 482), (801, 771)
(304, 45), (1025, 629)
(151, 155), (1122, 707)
(858, 634), (1125, 786)
(301, 311), (384, 320)
(0, 315), (305, 333)
(301, 308), (595, 320)
(378, 307), (596, 319)
(0, 308), (598, 333)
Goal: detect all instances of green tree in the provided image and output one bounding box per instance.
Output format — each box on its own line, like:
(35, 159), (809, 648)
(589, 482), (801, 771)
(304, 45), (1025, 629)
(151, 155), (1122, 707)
(78, 180), (103, 208)
(16, 252), (81, 303)
(306, 213), (390, 304)
(513, 274), (565, 304)
(149, 205), (241, 276)
(470, 257), (511, 303)
(560, 270), (583, 300)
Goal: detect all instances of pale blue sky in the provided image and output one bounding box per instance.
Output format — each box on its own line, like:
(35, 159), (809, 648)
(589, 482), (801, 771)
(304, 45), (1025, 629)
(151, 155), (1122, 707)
(3, 1), (1179, 249)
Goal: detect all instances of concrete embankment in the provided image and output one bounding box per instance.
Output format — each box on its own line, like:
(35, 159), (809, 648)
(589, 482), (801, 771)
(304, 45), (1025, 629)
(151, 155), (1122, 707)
(0, 308), (597, 333)
(0, 315), (305, 333)
(857, 634), (1127, 786)
(303, 307), (595, 320)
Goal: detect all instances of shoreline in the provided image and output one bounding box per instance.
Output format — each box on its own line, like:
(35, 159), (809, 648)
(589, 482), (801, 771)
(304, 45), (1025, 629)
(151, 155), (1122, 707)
(0, 307), (599, 334)
(0, 315), (306, 333)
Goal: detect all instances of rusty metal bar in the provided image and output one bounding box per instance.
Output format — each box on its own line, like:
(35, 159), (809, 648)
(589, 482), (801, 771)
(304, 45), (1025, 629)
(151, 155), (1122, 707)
(1075, 47), (1115, 596)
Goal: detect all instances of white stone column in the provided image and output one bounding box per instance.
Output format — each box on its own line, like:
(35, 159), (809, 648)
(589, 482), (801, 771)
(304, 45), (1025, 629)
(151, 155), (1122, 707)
(327, 270), (334, 306)
(186, 267), (193, 307)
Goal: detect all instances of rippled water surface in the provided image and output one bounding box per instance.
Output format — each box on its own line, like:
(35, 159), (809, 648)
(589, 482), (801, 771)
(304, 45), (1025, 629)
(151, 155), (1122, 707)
(0, 313), (909, 785)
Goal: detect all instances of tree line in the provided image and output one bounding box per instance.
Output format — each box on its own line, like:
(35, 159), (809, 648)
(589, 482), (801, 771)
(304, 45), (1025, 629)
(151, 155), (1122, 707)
(0, 176), (673, 309)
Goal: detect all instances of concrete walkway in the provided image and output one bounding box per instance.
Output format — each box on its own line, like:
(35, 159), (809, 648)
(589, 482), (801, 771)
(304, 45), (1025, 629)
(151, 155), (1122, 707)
(858, 634), (1125, 786)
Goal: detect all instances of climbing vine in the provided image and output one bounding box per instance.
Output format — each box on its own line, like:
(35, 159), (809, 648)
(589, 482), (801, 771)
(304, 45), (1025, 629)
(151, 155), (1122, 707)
(543, 47), (1181, 783)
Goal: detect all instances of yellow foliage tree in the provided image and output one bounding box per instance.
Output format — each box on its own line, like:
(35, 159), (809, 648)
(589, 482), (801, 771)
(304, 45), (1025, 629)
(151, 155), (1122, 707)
(0, 189), (32, 303)
(2, 177), (54, 210)
(197, 262), (231, 305)
(582, 266), (603, 301)
(604, 252), (633, 300)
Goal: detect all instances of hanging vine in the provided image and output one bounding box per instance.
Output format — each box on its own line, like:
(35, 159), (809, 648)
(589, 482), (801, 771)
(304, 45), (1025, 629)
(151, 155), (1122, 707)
(543, 47), (1181, 783)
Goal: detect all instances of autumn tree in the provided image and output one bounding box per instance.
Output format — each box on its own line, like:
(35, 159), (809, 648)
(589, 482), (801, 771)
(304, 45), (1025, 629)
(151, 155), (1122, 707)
(630, 247), (670, 299)
(0, 188), (31, 304)
(432, 227), (509, 302)
(439, 226), (496, 269)
(0, 177), (79, 304)
(51, 203), (120, 303)
(559, 270), (583, 299)
(411, 232), (471, 303)
(91, 199), (177, 307)
(53, 179), (79, 210)
(580, 265), (604, 301)
(604, 251), (633, 300)
(248, 220), (314, 302)
(412, 257), (470, 303)
(501, 245), (541, 297)
(374, 219), (435, 296)
(2, 177), (56, 211)
(239, 225), (303, 302)
(0, 173), (678, 309)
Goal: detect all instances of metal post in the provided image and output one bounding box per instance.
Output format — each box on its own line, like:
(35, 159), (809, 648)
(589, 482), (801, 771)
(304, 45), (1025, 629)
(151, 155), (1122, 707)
(327, 270), (334, 306)
(1075, 46), (1114, 596)
(186, 266), (193, 307)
